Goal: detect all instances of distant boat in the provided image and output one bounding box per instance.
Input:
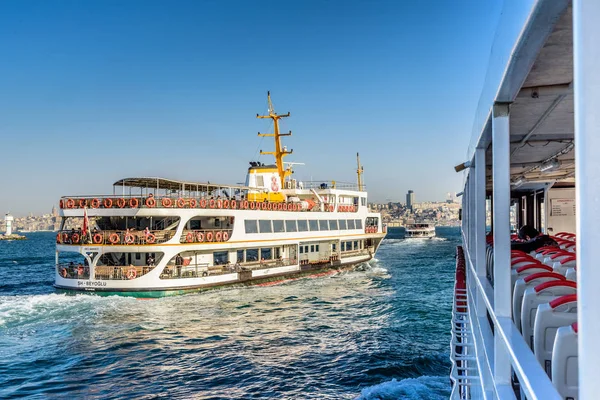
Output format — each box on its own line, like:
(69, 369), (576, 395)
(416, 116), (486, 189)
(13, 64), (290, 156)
(404, 222), (435, 239)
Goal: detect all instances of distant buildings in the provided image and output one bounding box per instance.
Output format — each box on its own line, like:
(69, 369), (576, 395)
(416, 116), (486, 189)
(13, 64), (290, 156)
(406, 190), (415, 212)
(1, 207), (61, 232)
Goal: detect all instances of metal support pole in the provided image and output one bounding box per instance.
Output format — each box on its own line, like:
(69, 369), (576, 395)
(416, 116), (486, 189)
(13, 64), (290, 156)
(474, 148), (487, 316)
(574, 1), (600, 397)
(492, 102), (512, 385)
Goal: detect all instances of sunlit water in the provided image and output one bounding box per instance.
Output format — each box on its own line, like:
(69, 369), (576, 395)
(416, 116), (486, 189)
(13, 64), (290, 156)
(0, 228), (459, 399)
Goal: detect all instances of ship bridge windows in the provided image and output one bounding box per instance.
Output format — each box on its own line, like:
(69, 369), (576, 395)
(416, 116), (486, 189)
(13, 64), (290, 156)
(361, 197), (367, 207)
(285, 220), (298, 232)
(347, 220), (356, 229)
(259, 220), (273, 233)
(319, 220), (329, 231)
(245, 220), (258, 234)
(355, 219), (363, 229)
(297, 220), (308, 232)
(273, 220), (285, 233)
(366, 217), (378, 227)
(309, 220), (319, 231)
(329, 220), (339, 230)
(339, 220), (347, 230)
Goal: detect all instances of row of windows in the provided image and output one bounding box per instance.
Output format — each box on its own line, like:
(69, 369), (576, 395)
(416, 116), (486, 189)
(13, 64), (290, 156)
(244, 219), (363, 234)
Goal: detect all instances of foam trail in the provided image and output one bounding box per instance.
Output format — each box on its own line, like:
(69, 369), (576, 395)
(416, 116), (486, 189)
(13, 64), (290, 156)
(356, 376), (451, 400)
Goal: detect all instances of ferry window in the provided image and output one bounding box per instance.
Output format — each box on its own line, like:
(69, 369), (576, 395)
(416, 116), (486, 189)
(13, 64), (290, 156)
(135, 253), (141, 260)
(309, 220), (319, 231)
(260, 248), (272, 260)
(315, 245), (320, 252)
(304, 245), (309, 253)
(346, 241), (352, 250)
(285, 220), (298, 232)
(245, 220), (258, 234)
(214, 218), (221, 228)
(332, 243), (336, 251)
(273, 220), (285, 233)
(361, 197), (366, 206)
(354, 241), (358, 250)
(310, 245), (315, 252)
(259, 220), (273, 233)
(319, 220), (329, 230)
(256, 176), (264, 187)
(339, 220), (347, 230)
(300, 246), (304, 254)
(237, 250), (245, 263)
(246, 248), (259, 262)
(297, 220), (308, 231)
(329, 220), (338, 230)
(341, 242), (345, 251)
(347, 220), (356, 229)
(213, 251), (228, 265)
(355, 219), (362, 229)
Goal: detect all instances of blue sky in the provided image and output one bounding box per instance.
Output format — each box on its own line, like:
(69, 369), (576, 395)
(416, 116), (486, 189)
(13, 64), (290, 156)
(0, 0), (504, 216)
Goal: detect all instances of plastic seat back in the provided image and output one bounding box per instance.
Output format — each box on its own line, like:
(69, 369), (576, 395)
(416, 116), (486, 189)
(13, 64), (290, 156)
(565, 268), (576, 282)
(513, 272), (566, 332)
(511, 264), (553, 293)
(552, 323), (578, 400)
(521, 281), (577, 349)
(533, 295), (577, 377)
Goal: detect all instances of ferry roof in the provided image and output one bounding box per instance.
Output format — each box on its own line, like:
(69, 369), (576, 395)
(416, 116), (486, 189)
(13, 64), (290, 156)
(113, 177), (251, 191)
(467, 1), (574, 191)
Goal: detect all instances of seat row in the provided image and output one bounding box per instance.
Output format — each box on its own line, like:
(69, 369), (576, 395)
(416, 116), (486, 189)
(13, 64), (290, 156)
(509, 243), (578, 400)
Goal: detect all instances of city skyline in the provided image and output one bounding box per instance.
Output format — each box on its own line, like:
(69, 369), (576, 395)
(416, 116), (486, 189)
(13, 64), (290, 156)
(0, 1), (503, 215)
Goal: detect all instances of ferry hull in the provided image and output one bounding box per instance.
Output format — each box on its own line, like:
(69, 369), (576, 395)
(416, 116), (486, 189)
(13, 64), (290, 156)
(53, 257), (373, 298)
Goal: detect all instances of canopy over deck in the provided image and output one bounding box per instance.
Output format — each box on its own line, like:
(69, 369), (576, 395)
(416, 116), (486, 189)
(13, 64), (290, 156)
(113, 177), (251, 192)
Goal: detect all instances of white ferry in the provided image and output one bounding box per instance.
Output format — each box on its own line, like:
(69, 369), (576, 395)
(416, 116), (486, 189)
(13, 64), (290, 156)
(54, 94), (386, 297)
(451, 2), (596, 399)
(404, 222), (435, 239)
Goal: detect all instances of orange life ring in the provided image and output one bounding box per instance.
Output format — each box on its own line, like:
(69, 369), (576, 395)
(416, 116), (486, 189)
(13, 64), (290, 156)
(177, 198), (186, 208)
(267, 202), (272, 210)
(66, 198), (75, 209)
(145, 197), (156, 208)
(190, 198), (197, 208)
(117, 198), (126, 208)
(223, 231), (229, 241)
(124, 233), (135, 244)
(109, 233), (120, 244)
(91, 198), (100, 209)
(162, 198), (173, 208)
(277, 203), (282, 211)
(146, 233), (156, 244)
(59, 199), (64, 209)
(209, 199), (216, 208)
(223, 200), (230, 209)
(215, 231), (223, 242)
(130, 198), (139, 208)
(93, 233), (103, 244)
(200, 199), (207, 208)
(282, 203), (288, 211)
(261, 202), (268, 210)
(249, 201), (255, 210)
(62, 233), (69, 243)
(127, 267), (137, 280)
(230, 200), (237, 209)
(242, 200), (248, 209)
(329, 204), (334, 212)
(186, 232), (194, 243)
(78, 199), (86, 208)
(217, 199), (223, 209)
(196, 232), (204, 242)
(206, 231), (213, 242)
(103, 198), (113, 208)
(56, 233), (62, 244)
(71, 233), (80, 243)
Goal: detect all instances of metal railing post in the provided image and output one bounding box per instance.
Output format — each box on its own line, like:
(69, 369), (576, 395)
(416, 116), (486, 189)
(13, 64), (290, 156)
(474, 147), (487, 317)
(574, 1), (600, 397)
(492, 102), (512, 386)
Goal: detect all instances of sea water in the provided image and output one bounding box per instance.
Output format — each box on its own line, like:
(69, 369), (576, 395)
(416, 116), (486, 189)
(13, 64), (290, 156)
(0, 227), (459, 399)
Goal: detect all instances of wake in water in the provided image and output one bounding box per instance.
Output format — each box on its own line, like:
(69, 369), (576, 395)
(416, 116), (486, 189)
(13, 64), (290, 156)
(356, 376), (451, 400)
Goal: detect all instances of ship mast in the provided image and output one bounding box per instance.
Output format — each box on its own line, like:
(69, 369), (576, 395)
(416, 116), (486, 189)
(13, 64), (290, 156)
(257, 92), (293, 185)
(356, 152), (364, 191)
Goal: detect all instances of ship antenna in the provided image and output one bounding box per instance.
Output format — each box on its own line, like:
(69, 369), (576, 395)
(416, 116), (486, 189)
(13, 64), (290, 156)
(257, 91), (293, 185)
(357, 152), (364, 191)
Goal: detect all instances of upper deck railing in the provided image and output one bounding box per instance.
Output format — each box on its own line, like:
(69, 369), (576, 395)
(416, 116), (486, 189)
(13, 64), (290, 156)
(58, 196), (358, 213)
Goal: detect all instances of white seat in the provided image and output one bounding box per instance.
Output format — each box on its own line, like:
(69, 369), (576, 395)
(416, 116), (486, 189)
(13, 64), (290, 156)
(533, 294), (577, 377)
(552, 256), (577, 276)
(565, 268), (576, 282)
(511, 264), (553, 292)
(552, 323), (578, 400)
(521, 281), (577, 349)
(543, 252), (573, 266)
(513, 272), (566, 332)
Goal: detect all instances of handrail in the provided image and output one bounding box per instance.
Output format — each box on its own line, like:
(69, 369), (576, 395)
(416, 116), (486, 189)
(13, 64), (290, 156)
(56, 263), (90, 279)
(160, 257), (298, 279)
(94, 264), (159, 280)
(58, 196), (359, 213)
(179, 229), (233, 244)
(56, 229), (176, 245)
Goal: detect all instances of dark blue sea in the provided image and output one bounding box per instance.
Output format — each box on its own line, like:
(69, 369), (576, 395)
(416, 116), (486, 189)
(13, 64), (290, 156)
(0, 227), (459, 399)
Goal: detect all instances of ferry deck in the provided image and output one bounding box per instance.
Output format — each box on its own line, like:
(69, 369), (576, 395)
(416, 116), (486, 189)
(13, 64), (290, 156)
(451, 1), (598, 399)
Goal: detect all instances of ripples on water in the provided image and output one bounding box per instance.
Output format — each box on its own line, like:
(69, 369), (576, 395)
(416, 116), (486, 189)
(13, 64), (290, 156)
(0, 228), (459, 399)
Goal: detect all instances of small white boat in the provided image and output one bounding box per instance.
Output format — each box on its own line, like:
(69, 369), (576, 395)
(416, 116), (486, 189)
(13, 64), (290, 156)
(404, 222), (435, 239)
